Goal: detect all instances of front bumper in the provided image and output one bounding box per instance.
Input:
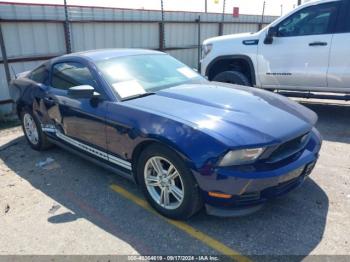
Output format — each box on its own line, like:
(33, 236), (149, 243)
(196, 128), (322, 214)
(205, 161), (316, 217)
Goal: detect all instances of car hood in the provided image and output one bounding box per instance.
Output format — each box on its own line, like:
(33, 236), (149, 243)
(124, 83), (317, 147)
(203, 32), (258, 45)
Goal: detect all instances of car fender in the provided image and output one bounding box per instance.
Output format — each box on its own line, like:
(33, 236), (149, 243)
(201, 33), (260, 86)
(127, 120), (229, 188)
(205, 54), (257, 86)
(107, 103), (229, 172)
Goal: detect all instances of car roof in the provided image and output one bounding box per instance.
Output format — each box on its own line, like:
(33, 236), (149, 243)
(62, 48), (165, 62)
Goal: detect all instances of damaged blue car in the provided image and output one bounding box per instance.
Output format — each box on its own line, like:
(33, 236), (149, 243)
(10, 49), (322, 219)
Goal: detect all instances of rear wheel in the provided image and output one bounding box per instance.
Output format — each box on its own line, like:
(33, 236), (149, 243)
(213, 70), (251, 86)
(21, 109), (52, 151)
(137, 144), (202, 219)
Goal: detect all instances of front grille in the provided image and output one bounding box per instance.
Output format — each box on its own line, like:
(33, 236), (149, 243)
(266, 132), (310, 163)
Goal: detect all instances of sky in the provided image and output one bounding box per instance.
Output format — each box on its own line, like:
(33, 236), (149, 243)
(0, 0), (305, 16)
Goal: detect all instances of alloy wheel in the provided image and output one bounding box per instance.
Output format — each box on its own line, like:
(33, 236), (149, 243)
(144, 156), (185, 210)
(23, 113), (39, 145)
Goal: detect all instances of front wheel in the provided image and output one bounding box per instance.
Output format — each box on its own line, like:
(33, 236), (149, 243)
(213, 70), (251, 86)
(137, 145), (203, 220)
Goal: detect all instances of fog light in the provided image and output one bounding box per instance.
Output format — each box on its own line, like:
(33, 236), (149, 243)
(208, 192), (232, 199)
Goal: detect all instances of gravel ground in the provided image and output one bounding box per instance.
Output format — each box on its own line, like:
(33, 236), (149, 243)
(0, 99), (349, 259)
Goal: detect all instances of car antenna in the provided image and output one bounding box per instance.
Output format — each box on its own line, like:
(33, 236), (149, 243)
(10, 65), (17, 79)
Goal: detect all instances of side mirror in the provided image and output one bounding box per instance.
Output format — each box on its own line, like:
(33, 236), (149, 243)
(264, 26), (277, 45)
(67, 85), (96, 99)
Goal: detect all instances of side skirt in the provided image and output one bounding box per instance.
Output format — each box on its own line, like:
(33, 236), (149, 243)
(47, 137), (136, 183)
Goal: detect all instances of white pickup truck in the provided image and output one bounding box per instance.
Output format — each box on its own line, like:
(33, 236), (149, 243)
(201, 0), (350, 95)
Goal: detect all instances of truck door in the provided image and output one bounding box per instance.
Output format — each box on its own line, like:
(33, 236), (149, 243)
(257, 1), (339, 90)
(327, 0), (350, 91)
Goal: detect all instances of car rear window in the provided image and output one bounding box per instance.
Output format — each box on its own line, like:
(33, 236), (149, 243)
(29, 65), (49, 84)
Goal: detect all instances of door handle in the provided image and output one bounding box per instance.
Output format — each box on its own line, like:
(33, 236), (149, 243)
(309, 42), (327, 46)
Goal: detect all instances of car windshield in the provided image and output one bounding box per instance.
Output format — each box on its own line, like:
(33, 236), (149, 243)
(96, 54), (206, 100)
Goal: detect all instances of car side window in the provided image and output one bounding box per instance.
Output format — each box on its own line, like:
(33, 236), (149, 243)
(51, 62), (96, 90)
(277, 2), (339, 37)
(343, 1), (350, 32)
(29, 65), (49, 84)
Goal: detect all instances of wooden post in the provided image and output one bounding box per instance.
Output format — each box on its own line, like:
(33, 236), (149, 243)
(196, 16), (201, 70)
(63, 0), (72, 53)
(159, 0), (165, 51)
(260, 1), (266, 30)
(159, 22), (164, 51)
(0, 23), (11, 84)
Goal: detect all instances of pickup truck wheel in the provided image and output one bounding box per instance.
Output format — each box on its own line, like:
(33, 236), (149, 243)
(213, 71), (251, 86)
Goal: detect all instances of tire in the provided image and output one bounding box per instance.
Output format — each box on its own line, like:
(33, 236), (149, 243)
(20, 109), (52, 151)
(213, 70), (251, 86)
(137, 144), (203, 220)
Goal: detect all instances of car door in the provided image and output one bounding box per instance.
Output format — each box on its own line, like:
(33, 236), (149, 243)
(327, 0), (350, 91)
(46, 60), (109, 158)
(257, 1), (340, 90)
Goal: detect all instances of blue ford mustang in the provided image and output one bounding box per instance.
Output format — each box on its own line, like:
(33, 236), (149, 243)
(11, 49), (322, 219)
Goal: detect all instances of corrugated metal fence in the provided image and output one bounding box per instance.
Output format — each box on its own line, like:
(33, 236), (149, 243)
(0, 2), (277, 117)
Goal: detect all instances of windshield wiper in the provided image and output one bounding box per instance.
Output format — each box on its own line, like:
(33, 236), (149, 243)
(121, 92), (155, 101)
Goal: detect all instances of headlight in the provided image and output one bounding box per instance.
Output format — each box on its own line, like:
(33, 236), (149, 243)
(201, 43), (213, 59)
(218, 148), (265, 166)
